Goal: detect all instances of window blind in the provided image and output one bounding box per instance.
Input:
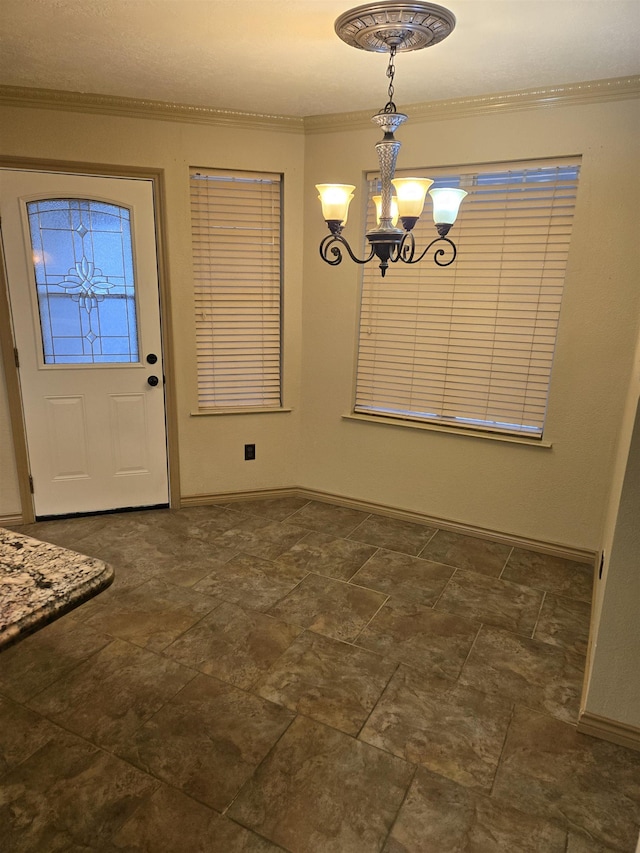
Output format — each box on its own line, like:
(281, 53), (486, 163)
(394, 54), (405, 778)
(355, 158), (580, 437)
(189, 168), (282, 409)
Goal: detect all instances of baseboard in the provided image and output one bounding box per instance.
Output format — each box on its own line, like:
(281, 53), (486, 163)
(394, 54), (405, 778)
(577, 711), (640, 752)
(180, 486), (596, 565)
(180, 487), (302, 508)
(0, 513), (23, 527)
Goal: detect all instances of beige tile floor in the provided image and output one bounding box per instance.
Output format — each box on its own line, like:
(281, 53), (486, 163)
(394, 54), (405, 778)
(1, 498), (639, 852)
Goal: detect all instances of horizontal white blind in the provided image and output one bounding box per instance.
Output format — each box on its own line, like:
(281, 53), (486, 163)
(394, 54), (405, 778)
(190, 168), (282, 409)
(355, 158), (580, 436)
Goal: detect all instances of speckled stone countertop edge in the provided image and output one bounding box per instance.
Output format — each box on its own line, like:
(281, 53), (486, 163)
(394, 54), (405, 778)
(0, 564), (114, 651)
(0, 528), (115, 651)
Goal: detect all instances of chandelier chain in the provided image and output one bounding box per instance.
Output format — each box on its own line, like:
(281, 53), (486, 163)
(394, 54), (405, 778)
(383, 45), (397, 113)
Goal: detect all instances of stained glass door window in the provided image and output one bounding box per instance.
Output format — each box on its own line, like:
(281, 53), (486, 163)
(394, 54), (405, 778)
(27, 198), (139, 364)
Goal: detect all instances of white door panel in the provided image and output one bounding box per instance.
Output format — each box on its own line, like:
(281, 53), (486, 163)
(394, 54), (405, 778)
(0, 170), (169, 516)
(45, 396), (90, 480)
(109, 393), (150, 475)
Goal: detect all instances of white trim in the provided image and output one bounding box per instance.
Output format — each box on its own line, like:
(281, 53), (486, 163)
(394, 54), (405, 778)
(305, 76), (640, 132)
(180, 487), (301, 507)
(190, 407), (293, 417)
(342, 412), (553, 447)
(180, 485), (595, 563)
(1, 76), (637, 132)
(0, 85), (304, 132)
(0, 514), (24, 526)
(577, 711), (640, 752)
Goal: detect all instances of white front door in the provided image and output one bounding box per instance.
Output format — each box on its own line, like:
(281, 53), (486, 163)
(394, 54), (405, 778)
(0, 170), (169, 517)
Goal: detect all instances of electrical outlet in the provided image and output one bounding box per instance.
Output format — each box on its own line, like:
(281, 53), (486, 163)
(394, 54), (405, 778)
(244, 443), (256, 461)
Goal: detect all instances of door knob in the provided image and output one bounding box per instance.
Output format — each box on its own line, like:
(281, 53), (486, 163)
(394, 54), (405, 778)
(147, 375), (159, 387)
(146, 353), (158, 364)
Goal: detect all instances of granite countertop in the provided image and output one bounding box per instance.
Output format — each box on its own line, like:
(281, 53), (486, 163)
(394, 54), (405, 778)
(0, 528), (114, 651)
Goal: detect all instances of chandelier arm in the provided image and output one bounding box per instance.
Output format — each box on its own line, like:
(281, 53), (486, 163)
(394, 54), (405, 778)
(319, 232), (376, 266)
(399, 235), (457, 267)
(399, 230), (416, 262)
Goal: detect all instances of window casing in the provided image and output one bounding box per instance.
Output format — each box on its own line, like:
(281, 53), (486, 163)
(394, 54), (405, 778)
(355, 158), (581, 438)
(189, 168), (282, 410)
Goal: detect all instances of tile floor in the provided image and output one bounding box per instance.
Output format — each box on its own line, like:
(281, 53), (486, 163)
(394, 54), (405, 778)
(1, 497), (639, 852)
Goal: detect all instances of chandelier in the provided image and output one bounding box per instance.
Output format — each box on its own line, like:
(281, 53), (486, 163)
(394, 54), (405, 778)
(317, 1), (466, 277)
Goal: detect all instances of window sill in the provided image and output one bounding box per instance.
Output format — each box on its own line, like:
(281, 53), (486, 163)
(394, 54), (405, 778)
(191, 407), (292, 417)
(342, 412), (552, 447)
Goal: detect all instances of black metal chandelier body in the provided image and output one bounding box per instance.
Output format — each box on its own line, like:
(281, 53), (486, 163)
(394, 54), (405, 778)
(317, 2), (465, 277)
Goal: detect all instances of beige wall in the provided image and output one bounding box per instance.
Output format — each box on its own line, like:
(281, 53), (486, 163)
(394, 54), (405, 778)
(301, 97), (640, 551)
(587, 400), (640, 729)
(0, 92), (639, 556)
(0, 105), (306, 513)
(583, 326), (640, 729)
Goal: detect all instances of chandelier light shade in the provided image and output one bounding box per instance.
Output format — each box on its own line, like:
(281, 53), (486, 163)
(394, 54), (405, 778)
(373, 194), (399, 227)
(429, 187), (468, 229)
(317, 1), (466, 277)
(316, 184), (356, 224)
(391, 177), (434, 223)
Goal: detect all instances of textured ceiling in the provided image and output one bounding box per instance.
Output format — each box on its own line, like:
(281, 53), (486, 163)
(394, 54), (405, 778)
(1, 0), (639, 117)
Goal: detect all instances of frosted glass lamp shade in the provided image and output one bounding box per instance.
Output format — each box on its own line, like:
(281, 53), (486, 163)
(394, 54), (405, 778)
(316, 184), (356, 223)
(391, 178), (434, 219)
(373, 195), (399, 226)
(429, 187), (467, 225)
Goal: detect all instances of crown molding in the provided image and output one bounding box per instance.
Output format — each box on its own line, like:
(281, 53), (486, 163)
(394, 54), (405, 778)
(1, 76), (638, 134)
(0, 85), (305, 133)
(304, 75), (640, 133)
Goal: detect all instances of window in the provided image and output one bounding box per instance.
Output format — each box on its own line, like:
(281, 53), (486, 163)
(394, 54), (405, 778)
(189, 168), (282, 410)
(355, 158), (581, 438)
(27, 199), (138, 364)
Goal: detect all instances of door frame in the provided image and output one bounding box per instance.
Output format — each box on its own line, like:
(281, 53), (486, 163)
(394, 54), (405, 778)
(0, 156), (180, 522)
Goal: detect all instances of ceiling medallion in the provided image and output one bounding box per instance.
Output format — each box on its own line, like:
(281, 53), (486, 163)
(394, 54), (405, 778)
(334, 1), (456, 53)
